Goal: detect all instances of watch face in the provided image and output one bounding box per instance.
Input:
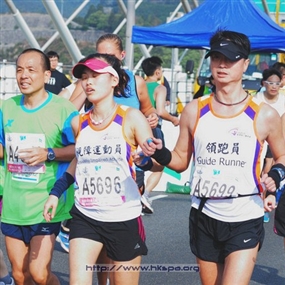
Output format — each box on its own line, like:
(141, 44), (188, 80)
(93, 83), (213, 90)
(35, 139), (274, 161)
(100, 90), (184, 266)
(48, 149), (55, 161)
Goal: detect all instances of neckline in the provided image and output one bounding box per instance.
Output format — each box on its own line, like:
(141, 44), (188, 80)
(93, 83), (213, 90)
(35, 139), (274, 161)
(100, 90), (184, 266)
(214, 92), (249, 106)
(89, 103), (117, 126)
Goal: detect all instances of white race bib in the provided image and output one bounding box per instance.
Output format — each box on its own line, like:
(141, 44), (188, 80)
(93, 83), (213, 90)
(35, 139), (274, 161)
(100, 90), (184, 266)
(6, 133), (46, 173)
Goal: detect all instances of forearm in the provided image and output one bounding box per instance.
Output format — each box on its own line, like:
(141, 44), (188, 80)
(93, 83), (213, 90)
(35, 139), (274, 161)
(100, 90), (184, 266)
(158, 109), (177, 123)
(143, 106), (157, 117)
(167, 149), (190, 173)
(66, 157), (77, 176)
(70, 91), (86, 111)
(49, 157), (77, 198)
(52, 144), (76, 162)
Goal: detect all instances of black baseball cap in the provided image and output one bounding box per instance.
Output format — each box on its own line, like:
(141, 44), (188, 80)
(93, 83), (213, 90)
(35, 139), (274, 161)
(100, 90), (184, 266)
(205, 40), (249, 61)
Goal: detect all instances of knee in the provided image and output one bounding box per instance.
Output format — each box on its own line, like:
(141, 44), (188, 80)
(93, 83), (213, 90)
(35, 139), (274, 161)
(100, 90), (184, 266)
(12, 270), (31, 285)
(29, 268), (49, 285)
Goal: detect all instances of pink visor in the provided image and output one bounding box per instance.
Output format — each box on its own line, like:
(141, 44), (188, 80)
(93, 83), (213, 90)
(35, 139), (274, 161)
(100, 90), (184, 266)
(72, 58), (119, 79)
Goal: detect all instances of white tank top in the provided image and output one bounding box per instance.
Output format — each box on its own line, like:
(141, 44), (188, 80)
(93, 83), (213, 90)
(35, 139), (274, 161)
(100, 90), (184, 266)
(74, 105), (141, 222)
(191, 94), (264, 222)
(255, 91), (285, 116)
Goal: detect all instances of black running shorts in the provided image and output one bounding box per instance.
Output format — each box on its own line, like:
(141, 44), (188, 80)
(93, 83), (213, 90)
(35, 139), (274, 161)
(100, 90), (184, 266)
(189, 207), (264, 263)
(274, 189), (285, 237)
(69, 205), (148, 261)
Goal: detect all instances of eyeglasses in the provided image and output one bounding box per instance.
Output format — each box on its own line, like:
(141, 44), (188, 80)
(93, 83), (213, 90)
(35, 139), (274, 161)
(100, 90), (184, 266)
(264, 81), (281, 86)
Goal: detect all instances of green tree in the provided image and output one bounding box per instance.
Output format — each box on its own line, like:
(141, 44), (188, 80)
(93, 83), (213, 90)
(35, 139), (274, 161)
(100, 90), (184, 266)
(86, 11), (108, 29)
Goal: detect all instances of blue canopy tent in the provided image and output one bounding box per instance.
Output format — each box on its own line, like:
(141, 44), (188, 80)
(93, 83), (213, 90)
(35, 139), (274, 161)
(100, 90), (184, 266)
(132, 0), (285, 52)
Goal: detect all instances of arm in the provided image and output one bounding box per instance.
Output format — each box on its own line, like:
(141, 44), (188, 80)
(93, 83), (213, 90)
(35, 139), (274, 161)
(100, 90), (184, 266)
(43, 157), (77, 222)
(58, 82), (76, 99)
(262, 146), (274, 175)
(163, 76), (171, 104)
(124, 108), (160, 157)
(135, 75), (159, 128)
(17, 144), (75, 166)
(58, 87), (71, 99)
(155, 85), (179, 126)
(259, 105), (285, 195)
(263, 107), (285, 168)
(166, 101), (194, 172)
(264, 112), (285, 211)
(69, 79), (87, 111)
(282, 112), (285, 138)
(17, 114), (80, 166)
(137, 100), (197, 173)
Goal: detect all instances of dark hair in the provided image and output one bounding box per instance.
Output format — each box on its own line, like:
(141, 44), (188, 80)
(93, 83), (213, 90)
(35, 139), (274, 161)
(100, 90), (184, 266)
(210, 30), (251, 58)
(46, 51), (59, 59)
(96, 34), (124, 53)
(81, 53), (129, 97)
(141, 56), (163, 77)
(17, 48), (51, 71)
(262, 68), (282, 83)
(272, 62), (285, 74)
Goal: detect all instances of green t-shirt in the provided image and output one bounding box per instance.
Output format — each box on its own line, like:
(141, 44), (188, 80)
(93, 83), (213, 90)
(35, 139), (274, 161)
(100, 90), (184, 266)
(0, 99), (4, 196)
(0, 92), (78, 225)
(146, 81), (160, 108)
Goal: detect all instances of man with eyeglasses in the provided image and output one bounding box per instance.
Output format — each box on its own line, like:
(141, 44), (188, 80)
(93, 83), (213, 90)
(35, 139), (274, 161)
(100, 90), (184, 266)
(256, 67), (285, 223)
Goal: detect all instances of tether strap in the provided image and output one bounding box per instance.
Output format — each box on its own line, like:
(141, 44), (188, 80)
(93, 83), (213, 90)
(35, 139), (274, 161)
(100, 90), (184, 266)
(196, 193), (259, 213)
(198, 197), (208, 213)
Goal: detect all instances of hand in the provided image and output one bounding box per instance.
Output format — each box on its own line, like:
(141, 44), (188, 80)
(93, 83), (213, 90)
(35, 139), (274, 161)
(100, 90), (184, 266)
(261, 173), (277, 193)
(140, 137), (163, 157)
(18, 147), (48, 166)
(132, 151), (143, 165)
(132, 151), (151, 166)
(147, 113), (159, 129)
(43, 195), (59, 222)
(172, 117), (180, 126)
(263, 191), (276, 212)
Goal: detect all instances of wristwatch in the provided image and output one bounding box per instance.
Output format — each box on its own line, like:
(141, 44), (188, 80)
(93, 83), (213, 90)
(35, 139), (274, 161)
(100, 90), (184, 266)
(47, 148), (56, 162)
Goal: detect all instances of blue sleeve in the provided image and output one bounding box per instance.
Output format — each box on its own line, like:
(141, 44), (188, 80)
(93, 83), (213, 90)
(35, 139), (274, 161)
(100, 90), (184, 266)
(0, 109), (4, 147)
(61, 111), (78, 146)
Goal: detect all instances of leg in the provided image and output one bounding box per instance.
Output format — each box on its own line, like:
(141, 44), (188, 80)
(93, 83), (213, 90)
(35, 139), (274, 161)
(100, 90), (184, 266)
(0, 248), (14, 284)
(97, 246), (111, 285)
(145, 171), (163, 195)
(142, 126), (164, 201)
(56, 220), (71, 253)
(69, 238), (103, 285)
(111, 256), (141, 285)
(196, 257), (223, 285)
(29, 234), (60, 285)
(142, 171), (163, 213)
(0, 248), (9, 278)
(222, 244), (259, 285)
(5, 236), (34, 285)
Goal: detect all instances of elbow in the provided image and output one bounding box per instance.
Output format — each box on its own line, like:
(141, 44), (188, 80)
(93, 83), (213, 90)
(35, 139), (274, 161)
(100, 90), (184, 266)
(176, 167), (187, 173)
(168, 164), (187, 173)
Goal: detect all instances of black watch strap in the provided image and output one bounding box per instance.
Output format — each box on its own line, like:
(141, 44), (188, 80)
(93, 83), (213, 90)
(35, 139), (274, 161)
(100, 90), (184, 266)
(47, 148), (56, 162)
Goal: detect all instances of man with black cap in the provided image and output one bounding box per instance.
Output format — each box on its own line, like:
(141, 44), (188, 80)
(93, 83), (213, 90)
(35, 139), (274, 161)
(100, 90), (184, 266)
(135, 29), (285, 285)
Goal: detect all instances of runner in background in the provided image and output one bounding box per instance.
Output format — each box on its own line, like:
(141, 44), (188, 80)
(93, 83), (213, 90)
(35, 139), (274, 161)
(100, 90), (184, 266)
(141, 56), (179, 214)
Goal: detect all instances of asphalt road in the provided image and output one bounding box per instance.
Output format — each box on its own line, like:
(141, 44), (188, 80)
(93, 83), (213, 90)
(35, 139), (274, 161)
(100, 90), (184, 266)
(1, 192), (285, 285)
